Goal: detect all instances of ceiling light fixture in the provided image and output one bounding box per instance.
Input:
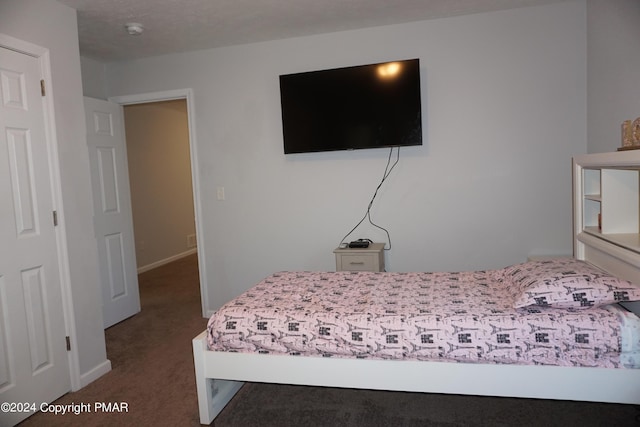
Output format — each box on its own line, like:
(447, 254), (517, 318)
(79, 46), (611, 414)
(124, 22), (144, 35)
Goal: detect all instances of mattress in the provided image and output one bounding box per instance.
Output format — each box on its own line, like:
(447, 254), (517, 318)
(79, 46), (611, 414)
(207, 270), (640, 368)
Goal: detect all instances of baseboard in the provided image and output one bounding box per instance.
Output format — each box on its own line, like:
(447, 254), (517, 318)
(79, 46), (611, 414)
(79, 359), (112, 389)
(137, 248), (197, 274)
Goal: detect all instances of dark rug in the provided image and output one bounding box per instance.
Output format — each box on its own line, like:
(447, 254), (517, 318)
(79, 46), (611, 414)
(215, 382), (640, 427)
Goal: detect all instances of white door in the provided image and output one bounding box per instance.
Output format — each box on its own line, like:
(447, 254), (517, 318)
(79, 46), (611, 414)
(84, 97), (140, 328)
(0, 47), (70, 426)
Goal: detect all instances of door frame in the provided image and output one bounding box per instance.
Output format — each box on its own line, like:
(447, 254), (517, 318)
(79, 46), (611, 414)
(0, 34), (80, 390)
(109, 89), (208, 316)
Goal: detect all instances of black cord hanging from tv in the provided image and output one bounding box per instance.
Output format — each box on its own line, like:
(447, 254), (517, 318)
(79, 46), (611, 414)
(339, 147), (400, 250)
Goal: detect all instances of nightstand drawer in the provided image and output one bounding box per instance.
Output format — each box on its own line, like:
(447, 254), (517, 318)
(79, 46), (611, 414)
(333, 243), (385, 272)
(338, 254), (376, 271)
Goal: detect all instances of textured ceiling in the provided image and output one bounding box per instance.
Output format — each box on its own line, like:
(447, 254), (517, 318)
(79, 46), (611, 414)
(57, 0), (567, 62)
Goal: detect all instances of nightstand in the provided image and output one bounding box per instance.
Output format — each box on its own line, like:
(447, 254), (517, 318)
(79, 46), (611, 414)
(333, 243), (385, 272)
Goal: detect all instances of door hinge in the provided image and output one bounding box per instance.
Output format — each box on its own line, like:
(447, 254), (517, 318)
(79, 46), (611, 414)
(40, 79), (46, 96)
(66, 336), (71, 351)
(52, 210), (58, 226)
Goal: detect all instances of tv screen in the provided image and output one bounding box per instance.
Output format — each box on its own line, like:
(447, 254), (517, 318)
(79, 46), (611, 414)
(279, 59), (422, 154)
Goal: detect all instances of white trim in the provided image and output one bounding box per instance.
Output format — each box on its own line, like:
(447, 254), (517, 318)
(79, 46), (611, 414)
(79, 359), (112, 389)
(137, 248), (198, 274)
(0, 33), (82, 391)
(109, 89), (208, 317)
(39, 48), (84, 392)
(109, 89), (190, 105)
(0, 33), (44, 57)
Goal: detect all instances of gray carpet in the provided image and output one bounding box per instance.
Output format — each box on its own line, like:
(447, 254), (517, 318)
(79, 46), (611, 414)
(214, 382), (639, 427)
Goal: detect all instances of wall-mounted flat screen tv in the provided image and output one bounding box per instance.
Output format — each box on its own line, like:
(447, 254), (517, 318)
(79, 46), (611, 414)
(279, 58), (422, 154)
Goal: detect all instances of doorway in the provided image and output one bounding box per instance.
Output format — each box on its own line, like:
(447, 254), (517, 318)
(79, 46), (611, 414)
(110, 89), (208, 318)
(124, 99), (196, 273)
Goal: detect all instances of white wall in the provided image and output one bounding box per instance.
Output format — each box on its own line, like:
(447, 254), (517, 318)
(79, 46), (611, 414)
(0, 0), (108, 381)
(587, 0), (640, 153)
(80, 56), (107, 100)
(105, 1), (587, 311)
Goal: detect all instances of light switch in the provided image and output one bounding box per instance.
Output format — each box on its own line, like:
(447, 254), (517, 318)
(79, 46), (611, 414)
(216, 186), (225, 200)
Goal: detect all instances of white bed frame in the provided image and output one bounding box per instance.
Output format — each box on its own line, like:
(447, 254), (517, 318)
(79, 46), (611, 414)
(192, 152), (640, 425)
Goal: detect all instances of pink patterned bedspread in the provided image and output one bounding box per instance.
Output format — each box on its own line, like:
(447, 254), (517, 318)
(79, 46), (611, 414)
(207, 271), (625, 367)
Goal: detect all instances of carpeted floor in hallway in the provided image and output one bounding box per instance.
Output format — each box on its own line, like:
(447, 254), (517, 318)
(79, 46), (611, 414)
(19, 253), (207, 427)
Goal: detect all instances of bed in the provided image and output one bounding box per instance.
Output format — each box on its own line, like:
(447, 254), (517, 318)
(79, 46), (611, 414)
(192, 153), (640, 425)
(193, 256), (640, 424)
